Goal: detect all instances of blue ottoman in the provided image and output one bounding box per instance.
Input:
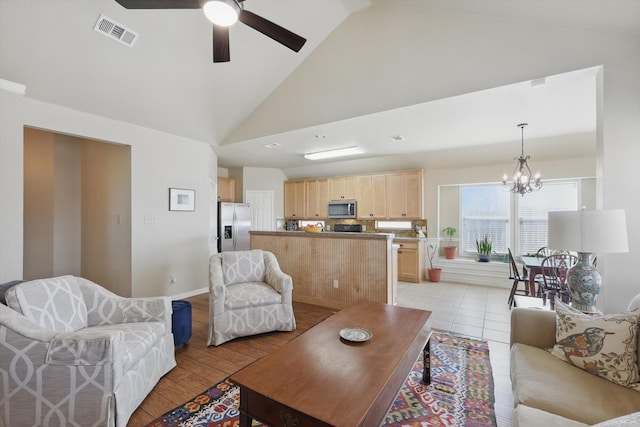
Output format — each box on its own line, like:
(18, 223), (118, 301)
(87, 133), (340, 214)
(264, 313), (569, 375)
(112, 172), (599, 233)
(171, 300), (192, 346)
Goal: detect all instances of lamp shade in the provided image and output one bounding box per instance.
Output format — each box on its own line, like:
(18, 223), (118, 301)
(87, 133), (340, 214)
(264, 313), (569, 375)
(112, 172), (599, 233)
(547, 209), (629, 254)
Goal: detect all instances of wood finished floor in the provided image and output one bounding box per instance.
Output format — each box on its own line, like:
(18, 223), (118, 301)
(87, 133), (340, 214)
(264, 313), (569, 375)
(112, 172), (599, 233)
(128, 282), (514, 426)
(127, 295), (335, 426)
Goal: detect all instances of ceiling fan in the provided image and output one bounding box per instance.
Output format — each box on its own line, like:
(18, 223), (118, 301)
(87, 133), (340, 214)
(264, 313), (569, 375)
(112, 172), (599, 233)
(114, 0), (307, 63)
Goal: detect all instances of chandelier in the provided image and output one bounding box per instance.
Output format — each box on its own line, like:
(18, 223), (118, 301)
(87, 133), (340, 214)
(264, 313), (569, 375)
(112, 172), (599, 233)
(502, 123), (542, 196)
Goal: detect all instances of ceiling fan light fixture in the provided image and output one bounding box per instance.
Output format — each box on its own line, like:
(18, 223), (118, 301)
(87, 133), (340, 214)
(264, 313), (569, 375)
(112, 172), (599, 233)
(203, 0), (240, 27)
(304, 146), (364, 161)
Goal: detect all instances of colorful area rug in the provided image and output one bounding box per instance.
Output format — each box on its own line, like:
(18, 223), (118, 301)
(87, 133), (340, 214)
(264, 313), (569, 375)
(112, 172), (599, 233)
(146, 331), (496, 427)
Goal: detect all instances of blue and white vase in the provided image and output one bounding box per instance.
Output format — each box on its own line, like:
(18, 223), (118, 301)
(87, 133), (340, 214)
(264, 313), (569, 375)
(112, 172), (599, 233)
(567, 252), (601, 313)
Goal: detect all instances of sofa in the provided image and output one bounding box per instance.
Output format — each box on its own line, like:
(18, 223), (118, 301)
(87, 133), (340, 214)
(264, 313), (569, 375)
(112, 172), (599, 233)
(510, 306), (640, 426)
(0, 275), (176, 427)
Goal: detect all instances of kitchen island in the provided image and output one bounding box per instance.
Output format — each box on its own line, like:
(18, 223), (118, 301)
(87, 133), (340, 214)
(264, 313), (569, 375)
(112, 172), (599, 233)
(250, 231), (397, 309)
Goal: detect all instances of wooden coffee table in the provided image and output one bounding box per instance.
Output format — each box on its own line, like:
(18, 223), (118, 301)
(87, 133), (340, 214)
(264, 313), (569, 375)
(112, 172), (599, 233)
(230, 300), (432, 427)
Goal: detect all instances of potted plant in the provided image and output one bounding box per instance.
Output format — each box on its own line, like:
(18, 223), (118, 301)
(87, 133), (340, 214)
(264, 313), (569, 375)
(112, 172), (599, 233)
(441, 227), (457, 259)
(426, 242), (442, 282)
(476, 235), (492, 262)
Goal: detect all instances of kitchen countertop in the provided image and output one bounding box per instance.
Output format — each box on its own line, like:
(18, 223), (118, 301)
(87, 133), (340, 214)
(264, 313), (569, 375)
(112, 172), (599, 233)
(251, 230), (395, 239)
(392, 236), (427, 241)
(253, 231), (429, 241)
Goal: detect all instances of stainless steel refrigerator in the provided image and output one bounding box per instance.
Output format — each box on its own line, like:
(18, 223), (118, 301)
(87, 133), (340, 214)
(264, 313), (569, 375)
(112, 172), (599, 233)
(218, 202), (251, 252)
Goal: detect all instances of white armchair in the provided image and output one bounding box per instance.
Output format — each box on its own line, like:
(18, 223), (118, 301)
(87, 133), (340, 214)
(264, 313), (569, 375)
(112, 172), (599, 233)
(208, 249), (296, 346)
(0, 275), (176, 427)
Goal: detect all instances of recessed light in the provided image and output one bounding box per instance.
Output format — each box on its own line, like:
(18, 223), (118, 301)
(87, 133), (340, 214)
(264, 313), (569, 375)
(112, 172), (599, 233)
(263, 143), (282, 149)
(390, 135), (406, 142)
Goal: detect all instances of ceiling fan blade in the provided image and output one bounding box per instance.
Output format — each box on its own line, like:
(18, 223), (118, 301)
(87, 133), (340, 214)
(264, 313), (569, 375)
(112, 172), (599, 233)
(213, 24), (230, 63)
(238, 9), (306, 52)
(114, 0), (202, 8)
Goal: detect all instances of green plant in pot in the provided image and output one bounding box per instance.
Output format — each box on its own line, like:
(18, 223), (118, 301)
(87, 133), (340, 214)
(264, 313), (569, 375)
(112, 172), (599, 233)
(441, 227), (457, 259)
(426, 243), (442, 282)
(476, 235), (492, 262)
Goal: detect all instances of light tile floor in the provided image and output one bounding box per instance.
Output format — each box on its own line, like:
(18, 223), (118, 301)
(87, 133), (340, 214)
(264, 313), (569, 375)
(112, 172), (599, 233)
(397, 280), (514, 427)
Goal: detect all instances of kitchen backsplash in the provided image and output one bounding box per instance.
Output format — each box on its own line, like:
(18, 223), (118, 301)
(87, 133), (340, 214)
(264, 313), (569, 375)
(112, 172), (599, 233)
(324, 219), (428, 238)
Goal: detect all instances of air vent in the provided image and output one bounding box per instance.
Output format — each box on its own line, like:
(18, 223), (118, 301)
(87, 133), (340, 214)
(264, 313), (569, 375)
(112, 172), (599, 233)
(94, 14), (139, 47)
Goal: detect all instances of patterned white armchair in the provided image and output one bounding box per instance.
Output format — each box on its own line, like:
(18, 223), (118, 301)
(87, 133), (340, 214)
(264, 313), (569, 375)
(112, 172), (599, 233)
(208, 249), (296, 346)
(0, 275), (176, 427)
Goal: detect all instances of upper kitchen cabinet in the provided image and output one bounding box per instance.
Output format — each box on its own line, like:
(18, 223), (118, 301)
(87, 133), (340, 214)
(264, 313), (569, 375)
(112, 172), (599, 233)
(305, 179), (330, 219)
(284, 180), (306, 219)
(217, 177), (235, 202)
(356, 174), (387, 219)
(386, 170), (423, 219)
(329, 176), (356, 200)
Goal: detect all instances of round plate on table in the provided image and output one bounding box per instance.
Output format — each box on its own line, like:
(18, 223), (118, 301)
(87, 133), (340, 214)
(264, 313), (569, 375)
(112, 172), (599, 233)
(339, 327), (373, 342)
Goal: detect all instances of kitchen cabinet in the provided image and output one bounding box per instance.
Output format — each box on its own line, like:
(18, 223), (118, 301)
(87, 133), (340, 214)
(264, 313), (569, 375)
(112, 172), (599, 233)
(356, 174), (387, 219)
(284, 180), (306, 219)
(217, 177), (235, 202)
(395, 240), (424, 283)
(284, 168), (422, 220)
(386, 170), (423, 219)
(305, 179), (330, 219)
(329, 176), (356, 200)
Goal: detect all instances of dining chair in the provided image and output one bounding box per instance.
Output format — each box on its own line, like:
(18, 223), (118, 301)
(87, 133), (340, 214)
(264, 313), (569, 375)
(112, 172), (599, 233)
(507, 248), (530, 307)
(535, 246), (554, 258)
(532, 247), (568, 295)
(539, 253), (578, 309)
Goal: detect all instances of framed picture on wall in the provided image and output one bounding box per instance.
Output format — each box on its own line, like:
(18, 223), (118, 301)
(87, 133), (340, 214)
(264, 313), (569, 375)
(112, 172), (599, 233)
(169, 188), (195, 211)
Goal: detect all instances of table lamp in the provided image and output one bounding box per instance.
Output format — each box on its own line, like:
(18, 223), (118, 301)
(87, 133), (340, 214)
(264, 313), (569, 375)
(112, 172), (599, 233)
(547, 209), (628, 313)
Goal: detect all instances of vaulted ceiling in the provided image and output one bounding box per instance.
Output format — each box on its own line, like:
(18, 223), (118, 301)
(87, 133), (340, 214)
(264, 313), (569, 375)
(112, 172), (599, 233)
(2, 0), (639, 178)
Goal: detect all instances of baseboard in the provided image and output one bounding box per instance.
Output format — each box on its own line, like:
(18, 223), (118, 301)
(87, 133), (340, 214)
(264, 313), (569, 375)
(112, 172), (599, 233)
(432, 257), (512, 288)
(171, 287), (208, 300)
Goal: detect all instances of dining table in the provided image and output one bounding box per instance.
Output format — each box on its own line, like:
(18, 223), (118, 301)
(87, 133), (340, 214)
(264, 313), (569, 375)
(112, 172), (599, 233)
(519, 255), (544, 296)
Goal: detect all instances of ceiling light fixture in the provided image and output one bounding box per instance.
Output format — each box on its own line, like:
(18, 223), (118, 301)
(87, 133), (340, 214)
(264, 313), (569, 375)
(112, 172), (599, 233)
(390, 135), (406, 142)
(502, 123), (542, 196)
(304, 146), (364, 161)
(263, 143), (281, 149)
(203, 0), (241, 27)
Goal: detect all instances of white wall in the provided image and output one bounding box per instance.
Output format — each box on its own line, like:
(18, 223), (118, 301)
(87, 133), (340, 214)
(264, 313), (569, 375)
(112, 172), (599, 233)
(0, 91), (214, 298)
(54, 134), (82, 277)
(81, 139), (131, 296)
(23, 128), (55, 279)
(599, 58), (640, 313)
(0, 88), (24, 282)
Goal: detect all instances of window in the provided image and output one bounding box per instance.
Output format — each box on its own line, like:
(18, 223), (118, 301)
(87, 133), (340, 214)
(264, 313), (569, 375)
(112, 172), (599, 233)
(461, 186), (510, 254)
(376, 220), (413, 230)
(517, 181), (578, 254)
(458, 180), (579, 256)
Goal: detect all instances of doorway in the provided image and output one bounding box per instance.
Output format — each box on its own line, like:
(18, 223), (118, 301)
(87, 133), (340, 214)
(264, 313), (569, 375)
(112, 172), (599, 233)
(23, 127), (132, 296)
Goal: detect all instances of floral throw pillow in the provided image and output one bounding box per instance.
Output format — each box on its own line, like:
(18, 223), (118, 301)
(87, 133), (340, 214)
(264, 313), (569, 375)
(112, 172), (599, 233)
(549, 300), (640, 387)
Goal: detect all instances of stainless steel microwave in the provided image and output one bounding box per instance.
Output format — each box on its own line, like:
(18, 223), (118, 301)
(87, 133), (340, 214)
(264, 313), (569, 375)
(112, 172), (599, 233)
(328, 200), (357, 219)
